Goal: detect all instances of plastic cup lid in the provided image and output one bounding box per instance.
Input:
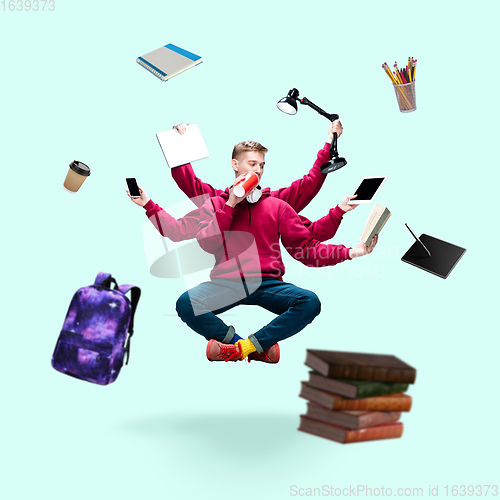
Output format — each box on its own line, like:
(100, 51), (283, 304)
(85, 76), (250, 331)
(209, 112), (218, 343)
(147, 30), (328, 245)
(69, 161), (91, 176)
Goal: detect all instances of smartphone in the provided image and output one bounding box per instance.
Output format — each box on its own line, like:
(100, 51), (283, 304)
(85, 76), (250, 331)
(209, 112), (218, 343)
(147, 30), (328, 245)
(126, 177), (141, 198)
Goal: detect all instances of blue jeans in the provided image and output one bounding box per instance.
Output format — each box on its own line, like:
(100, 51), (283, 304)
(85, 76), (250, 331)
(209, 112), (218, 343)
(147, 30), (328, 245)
(175, 278), (321, 352)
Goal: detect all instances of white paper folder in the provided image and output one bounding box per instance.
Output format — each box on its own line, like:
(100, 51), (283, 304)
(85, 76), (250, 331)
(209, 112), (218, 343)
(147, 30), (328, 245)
(156, 124), (209, 168)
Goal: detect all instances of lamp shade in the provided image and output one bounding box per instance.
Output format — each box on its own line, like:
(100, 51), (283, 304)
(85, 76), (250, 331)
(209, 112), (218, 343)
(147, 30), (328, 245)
(276, 97), (297, 115)
(276, 88), (300, 115)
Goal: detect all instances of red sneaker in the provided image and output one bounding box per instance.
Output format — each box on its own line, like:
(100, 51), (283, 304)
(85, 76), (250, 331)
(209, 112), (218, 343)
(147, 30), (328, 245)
(206, 339), (243, 362)
(247, 343), (280, 364)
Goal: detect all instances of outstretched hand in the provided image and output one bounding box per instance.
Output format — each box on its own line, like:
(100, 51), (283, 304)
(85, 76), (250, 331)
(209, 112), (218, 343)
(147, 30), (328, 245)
(126, 186), (150, 207)
(339, 195), (358, 213)
(349, 234), (379, 259)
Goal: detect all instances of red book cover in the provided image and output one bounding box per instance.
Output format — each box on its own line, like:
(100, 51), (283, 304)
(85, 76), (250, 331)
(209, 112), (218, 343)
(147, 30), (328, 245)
(305, 402), (402, 430)
(298, 415), (404, 443)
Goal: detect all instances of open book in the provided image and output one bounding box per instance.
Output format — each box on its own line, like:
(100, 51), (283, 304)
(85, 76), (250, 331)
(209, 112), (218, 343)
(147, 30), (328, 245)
(360, 204), (391, 245)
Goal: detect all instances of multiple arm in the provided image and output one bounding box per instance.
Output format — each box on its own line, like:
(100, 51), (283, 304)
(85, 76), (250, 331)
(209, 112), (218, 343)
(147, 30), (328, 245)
(279, 202), (378, 266)
(270, 142), (330, 213)
(169, 122), (224, 207)
(143, 197), (347, 245)
(279, 204), (351, 267)
(171, 121), (343, 213)
(143, 200), (199, 242)
(269, 120), (343, 213)
(170, 164), (223, 207)
(126, 185), (200, 241)
(195, 193), (376, 268)
(128, 184), (348, 244)
(299, 207), (345, 243)
(129, 122), (379, 258)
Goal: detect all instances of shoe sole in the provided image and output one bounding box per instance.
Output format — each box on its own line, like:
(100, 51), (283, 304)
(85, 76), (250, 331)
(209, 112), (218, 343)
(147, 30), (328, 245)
(273, 343), (280, 363)
(206, 339), (216, 362)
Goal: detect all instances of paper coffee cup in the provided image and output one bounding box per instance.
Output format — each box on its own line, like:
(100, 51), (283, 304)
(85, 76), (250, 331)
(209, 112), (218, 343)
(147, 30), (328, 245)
(63, 161), (91, 193)
(233, 172), (259, 197)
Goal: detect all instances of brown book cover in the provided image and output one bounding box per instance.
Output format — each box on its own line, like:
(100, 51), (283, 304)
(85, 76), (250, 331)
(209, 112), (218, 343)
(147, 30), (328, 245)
(298, 415), (404, 443)
(299, 382), (412, 411)
(307, 371), (409, 399)
(305, 402), (402, 430)
(305, 350), (416, 383)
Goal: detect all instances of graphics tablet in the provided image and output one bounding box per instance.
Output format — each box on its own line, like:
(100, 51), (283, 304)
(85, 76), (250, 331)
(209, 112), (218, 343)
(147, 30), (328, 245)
(348, 176), (388, 204)
(401, 233), (466, 279)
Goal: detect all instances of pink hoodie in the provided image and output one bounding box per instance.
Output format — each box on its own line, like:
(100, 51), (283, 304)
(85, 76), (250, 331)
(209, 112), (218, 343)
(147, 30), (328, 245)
(197, 190), (351, 281)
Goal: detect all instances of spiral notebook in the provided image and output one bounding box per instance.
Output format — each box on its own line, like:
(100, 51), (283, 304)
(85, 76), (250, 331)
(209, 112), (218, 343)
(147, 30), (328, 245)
(136, 44), (202, 81)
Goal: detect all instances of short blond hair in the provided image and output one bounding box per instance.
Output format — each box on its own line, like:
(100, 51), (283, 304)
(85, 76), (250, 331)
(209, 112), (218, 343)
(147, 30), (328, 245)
(231, 141), (268, 160)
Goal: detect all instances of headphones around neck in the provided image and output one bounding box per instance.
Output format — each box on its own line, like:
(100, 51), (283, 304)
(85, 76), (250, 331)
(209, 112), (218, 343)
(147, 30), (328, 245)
(246, 185), (262, 203)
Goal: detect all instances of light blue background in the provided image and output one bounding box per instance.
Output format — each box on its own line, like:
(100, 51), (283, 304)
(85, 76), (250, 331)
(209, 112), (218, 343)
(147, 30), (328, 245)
(1, 0), (499, 498)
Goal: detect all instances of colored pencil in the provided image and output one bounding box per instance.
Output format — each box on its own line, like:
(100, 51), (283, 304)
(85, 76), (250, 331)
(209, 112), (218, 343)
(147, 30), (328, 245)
(381, 57), (417, 111)
(382, 63), (398, 84)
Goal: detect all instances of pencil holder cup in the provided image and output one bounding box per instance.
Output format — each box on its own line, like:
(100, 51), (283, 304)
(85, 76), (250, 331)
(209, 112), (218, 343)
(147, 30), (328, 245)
(393, 81), (416, 113)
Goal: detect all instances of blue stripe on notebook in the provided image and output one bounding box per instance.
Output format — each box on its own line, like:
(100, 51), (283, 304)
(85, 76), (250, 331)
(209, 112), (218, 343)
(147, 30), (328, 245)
(165, 44), (201, 61)
(137, 57), (167, 77)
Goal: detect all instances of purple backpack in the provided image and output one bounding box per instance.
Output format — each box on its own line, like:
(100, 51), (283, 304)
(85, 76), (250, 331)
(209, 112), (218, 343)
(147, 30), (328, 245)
(52, 272), (141, 385)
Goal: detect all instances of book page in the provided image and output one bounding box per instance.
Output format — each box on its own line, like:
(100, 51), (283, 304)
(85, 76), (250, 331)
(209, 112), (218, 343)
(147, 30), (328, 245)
(360, 204), (381, 242)
(364, 207), (391, 245)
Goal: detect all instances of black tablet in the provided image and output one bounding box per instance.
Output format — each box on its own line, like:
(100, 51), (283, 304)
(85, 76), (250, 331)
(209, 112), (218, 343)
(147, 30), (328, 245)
(348, 176), (388, 204)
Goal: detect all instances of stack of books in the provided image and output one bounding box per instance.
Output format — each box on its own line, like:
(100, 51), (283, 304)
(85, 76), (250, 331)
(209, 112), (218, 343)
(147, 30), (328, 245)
(298, 350), (416, 444)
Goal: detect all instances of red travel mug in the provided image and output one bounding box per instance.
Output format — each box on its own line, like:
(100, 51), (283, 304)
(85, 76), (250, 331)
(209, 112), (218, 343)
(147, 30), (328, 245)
(233, 172), (259, 197)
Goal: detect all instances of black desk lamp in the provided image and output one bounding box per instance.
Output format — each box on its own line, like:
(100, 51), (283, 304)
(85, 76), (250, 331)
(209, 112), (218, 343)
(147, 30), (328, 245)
(276, 88), (347, 174)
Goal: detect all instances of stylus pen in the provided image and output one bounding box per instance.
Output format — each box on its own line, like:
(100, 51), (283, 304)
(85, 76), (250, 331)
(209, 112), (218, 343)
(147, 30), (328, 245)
(404, 223), (432, 257)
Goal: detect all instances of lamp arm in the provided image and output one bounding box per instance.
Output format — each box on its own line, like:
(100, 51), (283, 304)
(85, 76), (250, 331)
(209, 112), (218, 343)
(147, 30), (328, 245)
(300, 97), (339, 122)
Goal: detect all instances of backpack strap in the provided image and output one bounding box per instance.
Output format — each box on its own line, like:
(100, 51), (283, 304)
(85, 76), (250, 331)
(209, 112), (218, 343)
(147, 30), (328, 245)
(118, 284), (141, 365)
(94, 272), (118, 289)
(94, 272), (111, 285)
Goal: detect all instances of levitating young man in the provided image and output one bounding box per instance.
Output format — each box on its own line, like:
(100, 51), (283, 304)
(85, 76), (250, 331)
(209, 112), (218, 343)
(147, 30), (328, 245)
(174, 138), (377, 363)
